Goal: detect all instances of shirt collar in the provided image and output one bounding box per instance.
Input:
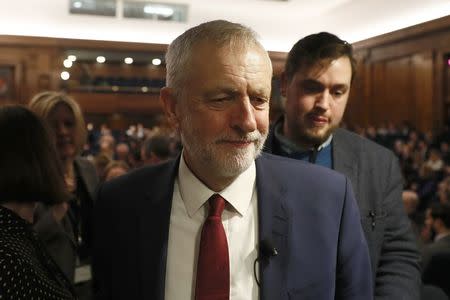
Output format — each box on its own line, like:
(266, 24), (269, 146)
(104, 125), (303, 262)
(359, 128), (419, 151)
(274, 118), (333, 154)
(434, 232), (450, 242)
(178, 151), (256, 218)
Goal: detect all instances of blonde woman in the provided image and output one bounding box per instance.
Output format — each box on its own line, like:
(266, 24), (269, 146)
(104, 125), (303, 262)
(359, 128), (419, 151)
(30, 91), (98, 300)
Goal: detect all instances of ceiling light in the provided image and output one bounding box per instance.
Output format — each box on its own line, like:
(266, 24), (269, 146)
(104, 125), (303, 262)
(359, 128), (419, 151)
(96, 56), (106, 63)
(61, 71), (70, 80)
(141, 86), (149, 92)
(73, 1), (82, 9)
(124, 57), (133, 64)
(152, 58), (161, 66)
(63, 59), (73, 68)
(143, 5), (174, 17)
(68, 55), (77, 62)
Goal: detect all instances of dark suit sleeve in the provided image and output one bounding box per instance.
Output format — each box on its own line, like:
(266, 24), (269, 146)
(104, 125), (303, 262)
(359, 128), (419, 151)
(336, 178), (373, 300)
(92, 183), (112, 300)
(33, 204), (76, 282)
(374, 155), (421, 300)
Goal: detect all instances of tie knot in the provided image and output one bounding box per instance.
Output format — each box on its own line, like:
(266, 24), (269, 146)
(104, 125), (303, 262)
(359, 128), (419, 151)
(208, 194), (225, 217)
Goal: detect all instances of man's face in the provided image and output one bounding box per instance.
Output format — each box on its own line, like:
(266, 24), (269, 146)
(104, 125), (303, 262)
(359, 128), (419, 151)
(163, 42), (272, 187)
(282, 56), (352, 147)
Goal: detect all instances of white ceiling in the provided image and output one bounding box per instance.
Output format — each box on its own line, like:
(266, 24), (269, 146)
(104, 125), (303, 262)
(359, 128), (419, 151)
(0, 0), (449, 52)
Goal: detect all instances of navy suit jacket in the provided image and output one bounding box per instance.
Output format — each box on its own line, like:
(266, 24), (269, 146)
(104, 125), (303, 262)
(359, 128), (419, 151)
(93, 153), (373, 300)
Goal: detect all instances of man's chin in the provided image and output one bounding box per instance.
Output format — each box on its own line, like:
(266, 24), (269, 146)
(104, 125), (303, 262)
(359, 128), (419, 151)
(300, 128), (332, 147)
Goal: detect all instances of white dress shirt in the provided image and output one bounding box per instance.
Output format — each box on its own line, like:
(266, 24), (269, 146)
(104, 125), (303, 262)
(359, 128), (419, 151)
(164, 155), (259, 300)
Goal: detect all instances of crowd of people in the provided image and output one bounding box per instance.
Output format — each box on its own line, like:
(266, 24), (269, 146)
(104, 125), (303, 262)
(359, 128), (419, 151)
(354, 123), (450, 244)
(0, 19), (449, 300)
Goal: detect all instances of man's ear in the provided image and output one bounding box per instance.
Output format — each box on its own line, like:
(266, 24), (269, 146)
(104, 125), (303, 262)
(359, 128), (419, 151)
(280, 71), (288, 97)
(160, 87), (180, 129)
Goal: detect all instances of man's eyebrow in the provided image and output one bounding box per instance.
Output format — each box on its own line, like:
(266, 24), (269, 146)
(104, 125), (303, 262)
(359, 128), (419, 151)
(299, 79), (323, 86)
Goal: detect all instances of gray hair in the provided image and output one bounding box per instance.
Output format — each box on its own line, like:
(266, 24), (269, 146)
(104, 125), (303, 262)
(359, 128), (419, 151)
(165, 20), (264, 95)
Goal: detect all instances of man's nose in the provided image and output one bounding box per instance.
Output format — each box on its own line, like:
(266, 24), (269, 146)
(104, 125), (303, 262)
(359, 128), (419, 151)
(315, 90), (332, 110)
(231, 98), (257, 133)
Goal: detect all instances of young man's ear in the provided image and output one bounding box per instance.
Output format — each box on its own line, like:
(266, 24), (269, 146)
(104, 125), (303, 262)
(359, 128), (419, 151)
(160, 87), (180, 129)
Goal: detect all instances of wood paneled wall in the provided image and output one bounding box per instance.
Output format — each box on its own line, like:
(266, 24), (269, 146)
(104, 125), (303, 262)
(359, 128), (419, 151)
(347, 15), (450, 132)
(0, 35), (287, 128)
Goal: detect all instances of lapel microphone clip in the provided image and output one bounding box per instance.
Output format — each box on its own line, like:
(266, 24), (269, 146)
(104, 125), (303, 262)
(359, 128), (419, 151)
(254, 239), (278, 287)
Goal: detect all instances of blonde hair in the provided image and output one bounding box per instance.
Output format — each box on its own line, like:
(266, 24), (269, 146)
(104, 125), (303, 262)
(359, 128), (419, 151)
(29, 91), (87, 156)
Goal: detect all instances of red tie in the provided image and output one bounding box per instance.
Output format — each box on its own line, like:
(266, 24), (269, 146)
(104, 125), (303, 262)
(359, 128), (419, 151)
(195, 194), (230, 300)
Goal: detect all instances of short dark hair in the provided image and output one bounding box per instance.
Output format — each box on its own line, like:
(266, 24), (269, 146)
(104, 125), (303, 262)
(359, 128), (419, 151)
(142, 135), (172, 160)
(284, 32), (356, 82)
(0, 105), (68, 205)
(430, 203), (450, 228)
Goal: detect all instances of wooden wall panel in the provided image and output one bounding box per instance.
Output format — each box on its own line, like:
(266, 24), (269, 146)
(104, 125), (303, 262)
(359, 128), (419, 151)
(0, 35), (287, 129)
(350, 15), (450, 131)
(345, 54), (369, 127)
(70, 92), (162, 114)
(411, 52), (434, 131)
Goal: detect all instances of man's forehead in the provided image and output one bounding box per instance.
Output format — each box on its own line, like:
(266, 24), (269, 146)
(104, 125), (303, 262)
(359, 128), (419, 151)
(296, 57), (351, 81)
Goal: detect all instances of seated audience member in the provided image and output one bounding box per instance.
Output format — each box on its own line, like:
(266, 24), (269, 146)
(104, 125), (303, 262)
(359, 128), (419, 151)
(101, 160), (130, 182)
(437, 177), (450, 204)
(93, 20), (372, 300)
(98, 133), (115, 160)
(140, 133), (173, 165)
(29, 91), (99, 300)
(0, 105), (76, 299)
(403, 190), (420, 218)
(94, 152), (113, 178)
(422, 203), (450, 297)
(115, 142), (130, 162)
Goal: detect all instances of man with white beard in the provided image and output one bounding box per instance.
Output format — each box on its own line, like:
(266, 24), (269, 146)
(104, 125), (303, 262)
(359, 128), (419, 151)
(93, 20), (373, 300)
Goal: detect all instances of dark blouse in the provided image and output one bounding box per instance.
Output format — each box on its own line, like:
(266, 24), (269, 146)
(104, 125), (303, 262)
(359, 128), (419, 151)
(0, 206), (76, 299)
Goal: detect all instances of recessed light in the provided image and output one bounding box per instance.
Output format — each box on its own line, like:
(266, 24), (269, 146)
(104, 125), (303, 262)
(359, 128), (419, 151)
(97, 56), (106, 63)
(68, 55), (77, 62)
(152, 58), (161, 66)
(124, 57), (134, 64)
(63, 59), (73, 68)
(61, 71), (70, 80)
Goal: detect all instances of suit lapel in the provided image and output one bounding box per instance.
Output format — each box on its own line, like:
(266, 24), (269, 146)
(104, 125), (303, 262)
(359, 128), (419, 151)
(74, 157), (98, 202)
(333, 129), (360, 201)
(256, 155), (289, 300)
(137, 158), (179, 300)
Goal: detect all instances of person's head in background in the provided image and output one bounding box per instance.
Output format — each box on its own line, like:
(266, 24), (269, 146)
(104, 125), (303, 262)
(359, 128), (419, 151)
(115, 142), (130, 162)
(425, 203), (450, 241)
(437, 177), (450, 204)
(102, 160), (130, 182)
(141, 134), (173, 165)
(28, 91), (86, 170)
(94, 152), (112, 178)
(98, 134), (116, 159)
(160, 20), (272, 191)
(402, 190), (419, 218)
(281, 32), (356, 148)
(0, 105), (68, 223)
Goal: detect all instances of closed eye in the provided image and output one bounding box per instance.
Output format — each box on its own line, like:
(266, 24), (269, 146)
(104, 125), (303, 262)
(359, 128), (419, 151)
(301, 80), (324, 94)
(251, 96), (269, 109)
